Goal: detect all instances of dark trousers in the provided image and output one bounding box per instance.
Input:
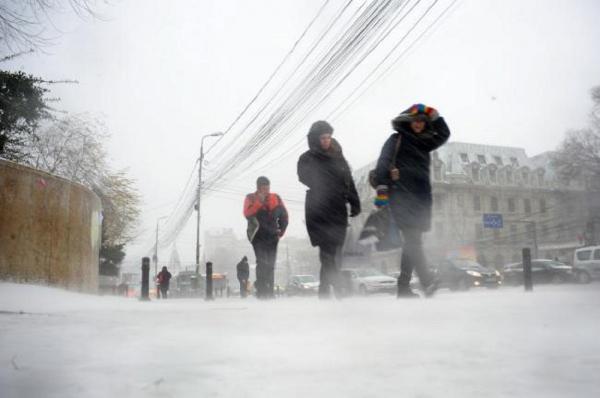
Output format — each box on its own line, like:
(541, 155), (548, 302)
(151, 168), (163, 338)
(238, 279), (248, 298)
(318, 243), (342, 298)
(252, 238), (278, 298)
(159, 285), (169, 299)
(398, 229), (433, 289)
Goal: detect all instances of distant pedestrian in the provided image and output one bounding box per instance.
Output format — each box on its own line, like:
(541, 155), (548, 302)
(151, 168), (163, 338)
(297, 121), (361, 298)
(243, 176), (289, 299)
(157, 266), (172, 299)
(374, 104), (450, 298)
(236, 256), (250, 298)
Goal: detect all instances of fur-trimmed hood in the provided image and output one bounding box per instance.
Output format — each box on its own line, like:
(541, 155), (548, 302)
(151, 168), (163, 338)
(307, 120), (343, 158)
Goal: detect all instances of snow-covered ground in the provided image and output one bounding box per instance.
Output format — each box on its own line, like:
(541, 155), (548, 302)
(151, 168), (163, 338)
(1, 282), (599, 398)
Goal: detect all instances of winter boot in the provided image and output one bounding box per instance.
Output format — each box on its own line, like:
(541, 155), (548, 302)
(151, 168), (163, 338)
(423, 279), (439, 298)
(397, 286), (420, 298)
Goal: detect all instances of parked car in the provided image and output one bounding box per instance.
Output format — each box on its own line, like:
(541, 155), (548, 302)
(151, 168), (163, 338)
(172, 271), (203, 298)
(285, 275), (319, 296)
(502, 259), (575, 285)
(434, 259), (502, 290)
(340, 268), (396, 295)
(573, 246), (600, 283)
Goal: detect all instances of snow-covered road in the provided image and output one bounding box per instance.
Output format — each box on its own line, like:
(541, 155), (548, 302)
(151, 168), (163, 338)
(1, 282), (599, 398)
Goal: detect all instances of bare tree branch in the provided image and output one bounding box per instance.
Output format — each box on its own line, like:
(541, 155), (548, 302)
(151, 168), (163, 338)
(0, 1), (109, 53)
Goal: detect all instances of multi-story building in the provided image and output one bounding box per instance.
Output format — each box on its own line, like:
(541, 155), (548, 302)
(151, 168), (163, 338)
(347, 142), (591, 270)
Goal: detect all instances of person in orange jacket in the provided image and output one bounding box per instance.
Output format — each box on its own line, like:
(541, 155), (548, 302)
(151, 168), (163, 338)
(243, 176), (288, 299)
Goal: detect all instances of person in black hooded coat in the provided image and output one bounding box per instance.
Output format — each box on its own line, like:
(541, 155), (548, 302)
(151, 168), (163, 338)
(297, 121), (361, 298)
(374, 104), (450, 297)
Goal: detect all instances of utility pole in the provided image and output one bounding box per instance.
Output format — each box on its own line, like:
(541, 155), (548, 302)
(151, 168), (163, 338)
(154, 215), (168, 277)
(195, 132), (224, 271)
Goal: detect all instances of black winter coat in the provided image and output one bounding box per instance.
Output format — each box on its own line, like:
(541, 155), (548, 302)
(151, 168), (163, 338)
(236, 259), (249, 280)
(375, 117), (450, 231)
(298, 137), (361, 247)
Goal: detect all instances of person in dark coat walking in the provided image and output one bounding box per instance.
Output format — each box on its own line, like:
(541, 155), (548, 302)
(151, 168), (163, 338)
(374, 104), (450, 297)
(236, 256), (250, 298)
(156, 266), (172, 299)
(243, 177), (289, 299)
(298, 121), (361, 298)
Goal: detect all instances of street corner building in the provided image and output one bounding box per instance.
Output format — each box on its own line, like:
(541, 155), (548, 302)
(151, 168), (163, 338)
(345, 142), (600, 273)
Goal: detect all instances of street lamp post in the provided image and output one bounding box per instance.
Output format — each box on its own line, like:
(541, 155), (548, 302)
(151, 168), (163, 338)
(154, 215), (168, 277)
(196, 132), (224, 271)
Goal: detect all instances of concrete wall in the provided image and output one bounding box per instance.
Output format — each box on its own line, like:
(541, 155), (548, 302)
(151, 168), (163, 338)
(0, 159), (102, 292)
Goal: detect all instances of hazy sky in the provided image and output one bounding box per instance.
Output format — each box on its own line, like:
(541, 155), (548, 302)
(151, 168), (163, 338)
(5, 0), (600, 268)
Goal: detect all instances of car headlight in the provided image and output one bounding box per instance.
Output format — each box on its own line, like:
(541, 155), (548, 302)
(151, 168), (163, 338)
(466, 270), (482, 277)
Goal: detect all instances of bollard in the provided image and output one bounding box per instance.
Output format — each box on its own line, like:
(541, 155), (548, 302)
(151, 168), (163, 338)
(141, 257), (151, 301)
(522, 248), (533, 292)
(206, 261), (214, 301)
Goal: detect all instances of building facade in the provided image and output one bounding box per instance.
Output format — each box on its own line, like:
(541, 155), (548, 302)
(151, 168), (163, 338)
(348, 142), (590, 270)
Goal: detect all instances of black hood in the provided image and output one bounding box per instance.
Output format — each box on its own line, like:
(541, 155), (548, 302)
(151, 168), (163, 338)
(306, 120), (342, 157)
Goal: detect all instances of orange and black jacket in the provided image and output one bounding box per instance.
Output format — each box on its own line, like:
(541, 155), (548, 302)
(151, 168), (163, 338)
(243, 192), (289, 239)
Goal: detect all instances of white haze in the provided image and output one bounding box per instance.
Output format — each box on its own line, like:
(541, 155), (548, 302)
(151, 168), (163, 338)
(3, 0), (600, 268)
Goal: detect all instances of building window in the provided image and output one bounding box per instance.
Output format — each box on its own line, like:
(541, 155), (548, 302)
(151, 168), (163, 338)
(460, 153), (469, 163)
(540, 199), (547, 213)
(477, 154), (487, 164)
(456, 194), (464, 207)
(473, 195), (481, 211)
(538, 173), (545, 186)
(522, 170), (529, 184)
(524, 198), (531, 214)
(491, 197), (499, 212)
(556, 223), (563, 240)
(508, 198), (515, 212)
(472, 168), (480, 182)
(541, 223), (549, 238)
(489, 168), (497, 183)
(510, 225), (518, 243)
(494, 156), (503, 166)
(510, 157), (519, 167)
(506, 169), (513, 183)
(526, 223), (535, 240)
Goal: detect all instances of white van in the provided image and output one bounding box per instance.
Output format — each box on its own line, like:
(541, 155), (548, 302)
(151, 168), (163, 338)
(573, 246), (600, 283)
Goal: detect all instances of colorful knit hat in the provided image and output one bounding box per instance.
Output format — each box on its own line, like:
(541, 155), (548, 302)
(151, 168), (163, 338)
(392, 103), (439, 131)
(406, 103), (436, 119)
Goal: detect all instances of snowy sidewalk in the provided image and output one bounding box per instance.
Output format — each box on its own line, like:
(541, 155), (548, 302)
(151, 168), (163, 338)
(1, 282), (599, 398)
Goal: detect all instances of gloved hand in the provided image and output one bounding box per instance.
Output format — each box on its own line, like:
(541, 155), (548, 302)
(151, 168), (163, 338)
(374, 185), (389, 208)
(350, 204), (361, 217)
(408, 103), (439, 121)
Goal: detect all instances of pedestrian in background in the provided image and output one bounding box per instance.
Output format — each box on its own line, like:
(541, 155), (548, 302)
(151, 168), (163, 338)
(374, 104), (450, 298)
(297, 121), (361, 299)
(236, 256), (250, 298)
(156, 266), (172, 299)
(243, 176), (288, 299)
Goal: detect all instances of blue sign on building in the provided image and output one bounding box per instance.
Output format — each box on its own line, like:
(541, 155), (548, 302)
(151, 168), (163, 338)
(483, 213), (503, 229)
